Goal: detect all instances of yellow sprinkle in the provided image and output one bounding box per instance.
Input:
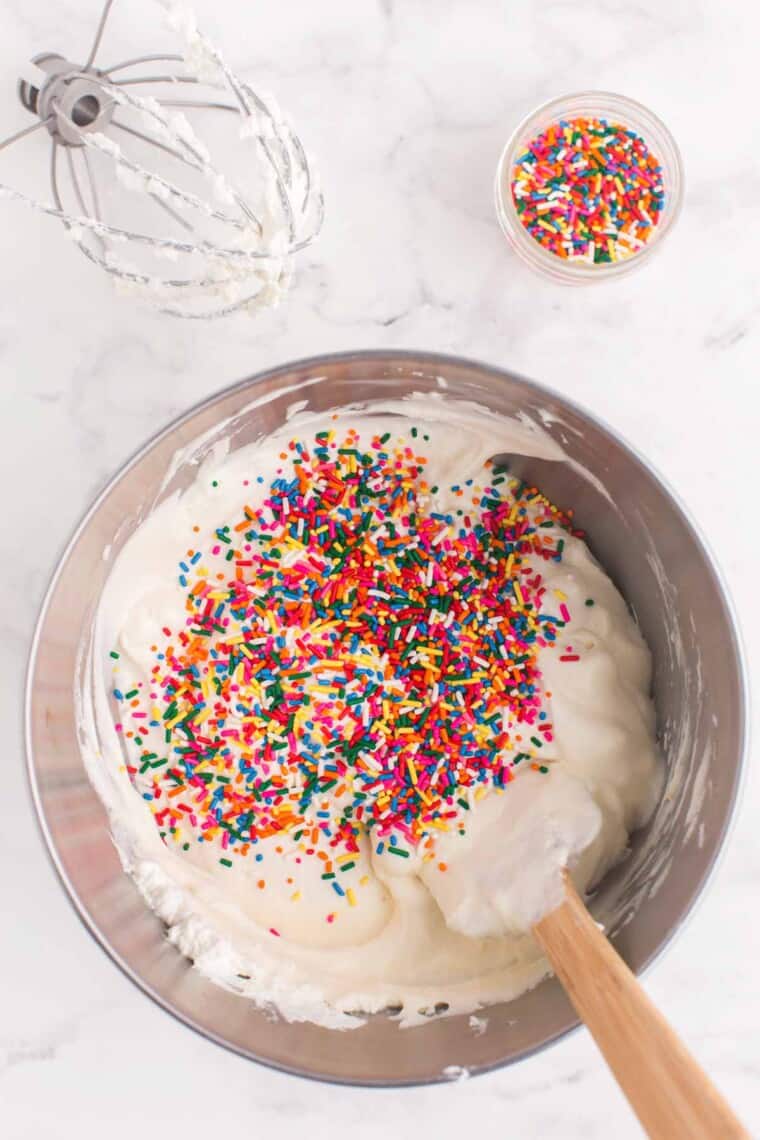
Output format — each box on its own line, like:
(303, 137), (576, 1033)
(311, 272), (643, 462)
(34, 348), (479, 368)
(514, 581), (524, 607)
(346, 888), (356, 907)
(359, 875), (369, 887)
(554, 589), (567, 601)
(291, 891), (301, 902)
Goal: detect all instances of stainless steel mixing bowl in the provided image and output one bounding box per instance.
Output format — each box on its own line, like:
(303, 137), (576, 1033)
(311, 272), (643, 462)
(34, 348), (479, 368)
(26, 351), (747, 1084)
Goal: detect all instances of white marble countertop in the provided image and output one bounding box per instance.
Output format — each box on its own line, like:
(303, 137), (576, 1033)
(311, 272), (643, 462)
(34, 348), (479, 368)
(1, 0), (758, 1136)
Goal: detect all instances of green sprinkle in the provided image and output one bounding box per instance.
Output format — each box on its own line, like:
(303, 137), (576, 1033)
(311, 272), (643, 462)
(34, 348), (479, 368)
(219, 857), (233, 868)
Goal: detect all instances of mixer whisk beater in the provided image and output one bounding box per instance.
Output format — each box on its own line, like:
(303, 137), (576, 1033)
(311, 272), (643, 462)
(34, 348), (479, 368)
(1, 0), (324, 318)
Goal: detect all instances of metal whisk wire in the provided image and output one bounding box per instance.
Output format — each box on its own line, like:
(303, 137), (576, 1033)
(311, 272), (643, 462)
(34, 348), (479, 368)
(0, 0), (323, 318)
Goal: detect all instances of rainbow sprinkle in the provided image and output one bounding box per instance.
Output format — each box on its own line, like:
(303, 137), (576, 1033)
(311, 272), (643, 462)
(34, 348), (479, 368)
(111, 427), (584, 902)
(511, 116), (665, 263)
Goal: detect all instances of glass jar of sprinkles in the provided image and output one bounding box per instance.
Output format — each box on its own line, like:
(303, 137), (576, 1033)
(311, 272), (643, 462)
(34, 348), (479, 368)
(495, 91), (683, 282)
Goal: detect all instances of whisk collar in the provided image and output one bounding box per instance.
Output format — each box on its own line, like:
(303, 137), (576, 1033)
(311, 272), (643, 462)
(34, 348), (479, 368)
(19, 53), (115, 147)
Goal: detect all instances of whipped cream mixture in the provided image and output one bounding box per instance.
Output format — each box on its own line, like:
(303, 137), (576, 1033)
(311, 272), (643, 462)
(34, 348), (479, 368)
(80, 395), (662, 1027)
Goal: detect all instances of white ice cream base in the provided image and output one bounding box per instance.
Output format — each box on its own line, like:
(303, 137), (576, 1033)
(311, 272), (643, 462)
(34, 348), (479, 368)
(79, 394), (662, 1029)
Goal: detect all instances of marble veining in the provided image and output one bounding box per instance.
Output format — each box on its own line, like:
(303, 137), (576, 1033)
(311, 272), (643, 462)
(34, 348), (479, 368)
(1, 0), (758, 1136)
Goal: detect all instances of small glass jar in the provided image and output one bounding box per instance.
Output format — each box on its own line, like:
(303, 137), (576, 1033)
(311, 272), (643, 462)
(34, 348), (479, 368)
(495, 91), (684, 283)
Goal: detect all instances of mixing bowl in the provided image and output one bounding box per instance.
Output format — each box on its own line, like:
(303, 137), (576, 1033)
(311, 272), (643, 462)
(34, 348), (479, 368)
(26, 351), (747, 1084)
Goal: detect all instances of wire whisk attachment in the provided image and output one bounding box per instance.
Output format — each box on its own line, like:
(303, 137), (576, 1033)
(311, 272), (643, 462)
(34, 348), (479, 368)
(2, 0), (324, 318)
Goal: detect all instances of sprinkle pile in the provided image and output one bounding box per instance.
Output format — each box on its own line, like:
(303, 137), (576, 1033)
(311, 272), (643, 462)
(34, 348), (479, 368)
(511, 116), (665, 263)
(111, 426), (582, 881)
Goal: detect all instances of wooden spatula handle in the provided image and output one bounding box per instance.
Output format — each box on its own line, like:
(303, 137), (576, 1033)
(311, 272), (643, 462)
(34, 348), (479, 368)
(533, 878), (749, 1139)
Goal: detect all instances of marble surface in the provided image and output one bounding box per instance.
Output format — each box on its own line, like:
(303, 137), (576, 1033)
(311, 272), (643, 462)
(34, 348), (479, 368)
(1, 0), (758, 1135)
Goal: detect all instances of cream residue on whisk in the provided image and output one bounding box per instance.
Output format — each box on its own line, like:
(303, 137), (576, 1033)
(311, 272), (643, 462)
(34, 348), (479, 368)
(0, 0), (323, 318)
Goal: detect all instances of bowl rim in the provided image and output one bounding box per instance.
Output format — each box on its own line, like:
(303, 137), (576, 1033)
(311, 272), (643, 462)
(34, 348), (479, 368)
(24, 348), (749, 1085)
